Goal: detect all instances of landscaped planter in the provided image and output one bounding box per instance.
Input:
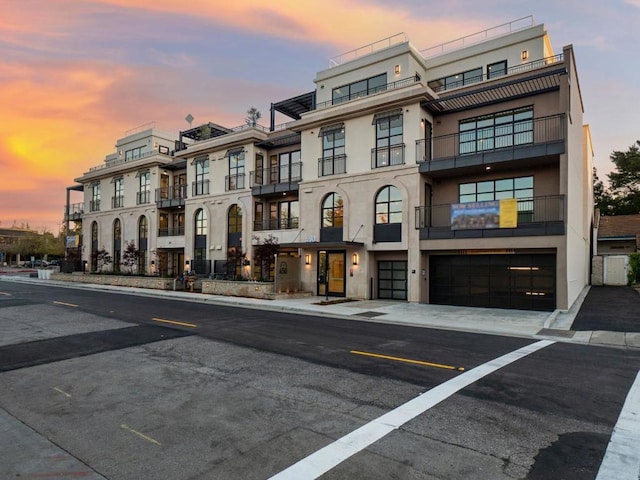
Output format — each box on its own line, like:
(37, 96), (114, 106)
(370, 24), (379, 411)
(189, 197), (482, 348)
(51, 272), (179, 290)
(201, 279), (276, 299)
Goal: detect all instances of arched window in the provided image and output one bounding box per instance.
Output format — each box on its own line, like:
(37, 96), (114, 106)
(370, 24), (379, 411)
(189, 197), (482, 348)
(228, 205), (242, 234)
(193, 209), (208, 275)
(375, 186), (402, 224)
(138, 216), (148, 273)
(321, 193), (344, 228)
(113, 219), (122, 272)
(90, 221), (98, 271)
(195, 208), (207, 236)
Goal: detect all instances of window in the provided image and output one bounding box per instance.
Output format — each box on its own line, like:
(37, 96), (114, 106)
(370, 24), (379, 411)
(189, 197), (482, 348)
(228, 204), (242, 234)
(113, 219), (121, 272)
(333, 73), (387, 104)
(320, 127), (345, 176)
(138, 216), (148, 274)
(137, 171), (150, 204)
(227, 150), (245, 190)
(113, 177), (124, 208)
(125, 146), (144, 161)
(459, 107), (533, 155)
(374, 114), (403, 168)
(195, 208), (207, 236)
(487, 60), (507, 79)
(375, 186), (402, 224)
(428, 67), (483, 92)
(278, 200), (299, 229)
(459, 176), (534, 219)
(322, 193), (344, 228)
(91, 221), (98, 271)
(90, 183), (101, 212)
(279, 151), (301, 183)
(193, 157), (209, 196)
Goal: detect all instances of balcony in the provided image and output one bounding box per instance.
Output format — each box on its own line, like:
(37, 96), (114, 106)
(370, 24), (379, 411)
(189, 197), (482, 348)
(65, 203), (84, 221)
(158, 227), (185, 237)
(371, 144), (405, 169)
(111, 195), (124, 209)
(318, 155), (347, 177)
(250, 162), (302, 197)
(137, 190), (151, 205)
(192, 180), (210, 197)
(416, 114), (565, 177)
(253, 217), (300, 231)
(156, 185), (187, 209)
(415, 195), (565, 240)
(226, 173), (246, 191)
(89, 200), (100, 212)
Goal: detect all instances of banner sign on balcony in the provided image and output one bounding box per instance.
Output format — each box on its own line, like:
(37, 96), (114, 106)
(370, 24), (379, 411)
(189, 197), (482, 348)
(451, 199), (518, 230)
(65, 235), (79, 248)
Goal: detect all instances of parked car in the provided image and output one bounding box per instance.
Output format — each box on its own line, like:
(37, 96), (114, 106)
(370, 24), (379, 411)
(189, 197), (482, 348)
(23, 259), (47, 268)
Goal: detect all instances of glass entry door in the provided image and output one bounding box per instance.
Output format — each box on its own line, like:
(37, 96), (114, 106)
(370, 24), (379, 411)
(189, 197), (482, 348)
(318, 251), (346, 297)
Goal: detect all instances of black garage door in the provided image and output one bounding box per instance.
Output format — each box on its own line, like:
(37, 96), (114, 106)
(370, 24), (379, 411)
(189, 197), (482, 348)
(429, 254), (555, 311)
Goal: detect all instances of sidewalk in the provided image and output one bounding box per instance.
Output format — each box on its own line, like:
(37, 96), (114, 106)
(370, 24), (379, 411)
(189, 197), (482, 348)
(1, 274), (639, 349)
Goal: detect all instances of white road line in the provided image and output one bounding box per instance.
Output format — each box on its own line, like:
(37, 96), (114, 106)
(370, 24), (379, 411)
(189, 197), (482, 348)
(270, 339), (555, 480)
(596, 370), (640, 480)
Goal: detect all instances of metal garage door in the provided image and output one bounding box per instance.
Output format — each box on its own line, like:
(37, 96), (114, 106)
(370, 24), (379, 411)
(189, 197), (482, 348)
(378, 261), (408, 300)
(429, 254), (556, 311)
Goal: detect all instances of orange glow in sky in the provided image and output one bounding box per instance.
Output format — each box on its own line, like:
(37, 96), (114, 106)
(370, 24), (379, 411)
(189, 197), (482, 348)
(1, 1), (638, 232)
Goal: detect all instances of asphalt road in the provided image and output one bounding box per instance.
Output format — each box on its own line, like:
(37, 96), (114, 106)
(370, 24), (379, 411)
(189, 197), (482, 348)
(0, 281), (639, 479)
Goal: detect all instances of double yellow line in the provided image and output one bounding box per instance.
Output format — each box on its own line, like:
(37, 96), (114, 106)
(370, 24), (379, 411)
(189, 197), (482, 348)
(350, 350), (465, 371)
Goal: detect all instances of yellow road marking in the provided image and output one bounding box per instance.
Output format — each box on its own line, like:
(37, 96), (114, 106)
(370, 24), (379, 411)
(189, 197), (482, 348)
(0, 292), (11, 296)
(53, 301), (78, 308)
(52, 387), (72, 398)
(120, 424), (161, 446)
(152, 317), (197, 328)
(350, 350), (465, 371)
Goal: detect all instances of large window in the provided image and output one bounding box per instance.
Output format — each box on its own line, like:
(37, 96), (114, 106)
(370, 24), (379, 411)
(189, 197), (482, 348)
(375, 186), (402, 224)
(193, 158), (210, 196)
(374, 114), (403, 168)
(428, 67), (483, 92)
(459, 176), (534, 203)
(90, 183), (100, 212)
(320, 126), (346, 176)
(322, 193), (344, 228)
(91, 221), (98, 271)
(333, 73), (387, 104)
(487, 60), (507, 79)
(113, 219), (121, 272)
(227, 150), (245, 190)
(279, 151), (301, 183)
(195, 208), (207, 236)
(113, 177), (124, 208)
(194, 208), (207, 274)
(138, 216), (148, 274)
(125, 146), (144, 161)
(278, 200), (299, 229)
(137, 171), (150, 204)
(228, 205), (242, 235)
(459, 107), (533, 155)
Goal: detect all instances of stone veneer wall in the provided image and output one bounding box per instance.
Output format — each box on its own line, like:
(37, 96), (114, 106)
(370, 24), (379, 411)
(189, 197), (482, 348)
(51, 272), (178, 290)
(201, 280), (275, 299)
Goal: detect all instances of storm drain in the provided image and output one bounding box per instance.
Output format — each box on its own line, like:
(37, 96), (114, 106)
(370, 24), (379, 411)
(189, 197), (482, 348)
(354, 311), (386, 318)
(537, 328), (576, 338)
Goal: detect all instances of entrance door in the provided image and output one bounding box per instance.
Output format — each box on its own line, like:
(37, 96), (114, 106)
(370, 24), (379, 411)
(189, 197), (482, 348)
(318, 251), (346, 297)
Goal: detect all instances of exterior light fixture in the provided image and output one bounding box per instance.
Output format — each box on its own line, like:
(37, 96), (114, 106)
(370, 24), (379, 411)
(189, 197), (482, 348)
(521, 50), (529, 61)
(305, 254), (311, 265)
(352, 253), (359, 265)
(394, 64), (401, 75)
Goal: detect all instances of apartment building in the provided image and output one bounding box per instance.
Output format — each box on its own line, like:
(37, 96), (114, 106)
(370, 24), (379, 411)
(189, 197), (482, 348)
(67, 17), (593, 311)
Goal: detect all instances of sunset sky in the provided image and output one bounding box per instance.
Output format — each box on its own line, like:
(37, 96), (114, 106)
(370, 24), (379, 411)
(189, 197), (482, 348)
(1, 0), (639, 233)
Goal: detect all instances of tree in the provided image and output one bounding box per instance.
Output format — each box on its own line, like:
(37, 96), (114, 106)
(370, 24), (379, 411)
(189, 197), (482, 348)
(93, 248), (113, 273)
(252, 234), (279, 281)
(121, 241), (140, 274)
(245, 107), (261, 127)
(605, 141), (640, 215)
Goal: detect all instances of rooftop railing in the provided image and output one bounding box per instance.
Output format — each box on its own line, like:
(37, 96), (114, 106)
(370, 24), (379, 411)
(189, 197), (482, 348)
(89, 148), (172, 172)
(329, 33), (408, 68)
(420, 16), (535, 59)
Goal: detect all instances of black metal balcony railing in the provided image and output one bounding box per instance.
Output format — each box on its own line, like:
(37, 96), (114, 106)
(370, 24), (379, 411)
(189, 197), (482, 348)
(65, 202), (84, 219)
(158, 227), (185, 237)
(111, 195), (124, 209)
(136, 190), (151, 205)
(156, 184), (187, 202)
(415, 195), (565, 229)
(89, 200), (100, 212)
(427, 54), (564, 93)
(253, 217), (300, 231)
(192, 180), (210, 196)
(226, 173), (246, 191)
(315, 75), (421, 110)
(371, 144), (405, 169)
(250, 162), (302, 187)
(318, 155), (347, 177)
(416, 115), (565, 164)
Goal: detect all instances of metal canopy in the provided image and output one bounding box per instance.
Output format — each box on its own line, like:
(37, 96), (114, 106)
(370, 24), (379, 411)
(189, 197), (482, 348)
(256, 132), (301, 149)
(278, 241), (365, 249)
(180, 122), (232, 141)
(422, 67), (566, 114)
(272, 91), (316, 121)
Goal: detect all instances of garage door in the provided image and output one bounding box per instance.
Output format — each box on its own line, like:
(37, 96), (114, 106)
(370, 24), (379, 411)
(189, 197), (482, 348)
(378, 261), (408, 300)
(429, 254), (555, 311)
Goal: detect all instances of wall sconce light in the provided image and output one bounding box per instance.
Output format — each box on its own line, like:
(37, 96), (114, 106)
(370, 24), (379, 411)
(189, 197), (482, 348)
(352, 253), (359, 266)
(305, 254), (311, 265)
(521, 50), (529, 61)
(394, 64), (401, 75)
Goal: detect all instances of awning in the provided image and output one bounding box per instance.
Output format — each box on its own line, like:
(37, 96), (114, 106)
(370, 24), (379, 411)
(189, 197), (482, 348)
(317, 123), (344, 137)
(225, 147), (244, 157)
(272, 91), (316, 120)
(190, 154), (209, 165)
(278, 241), (365, 249)
(371, 108), (403, 124)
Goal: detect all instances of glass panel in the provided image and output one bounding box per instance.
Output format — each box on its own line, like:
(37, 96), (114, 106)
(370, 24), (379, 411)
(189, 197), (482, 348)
(459, 183), (476, 195)
(515, 176), (533, 189)
(477, 181), (494, 193)
(495, 179), (513, 191)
